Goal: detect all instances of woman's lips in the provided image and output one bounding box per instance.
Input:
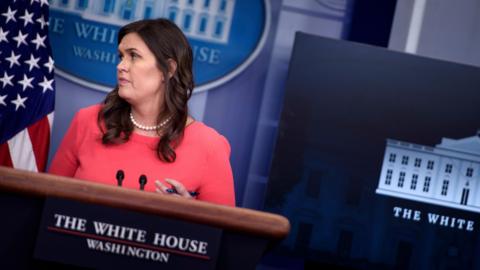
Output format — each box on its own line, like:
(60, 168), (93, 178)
(118, 78), (130, 85)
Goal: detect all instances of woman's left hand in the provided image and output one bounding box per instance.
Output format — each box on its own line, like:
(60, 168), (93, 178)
(155, 178), (193, 199)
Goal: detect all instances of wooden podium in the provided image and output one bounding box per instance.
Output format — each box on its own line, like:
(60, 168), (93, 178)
(0, 166), (289, 269)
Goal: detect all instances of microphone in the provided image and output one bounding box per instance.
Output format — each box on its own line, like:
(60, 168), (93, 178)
(116, 170), (124, 186)
(139, 174), (147, 190)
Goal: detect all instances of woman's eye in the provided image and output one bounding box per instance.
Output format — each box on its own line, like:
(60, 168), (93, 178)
(130, 53), (138, 59)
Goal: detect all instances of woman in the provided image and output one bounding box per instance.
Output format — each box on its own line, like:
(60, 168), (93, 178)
(49, 19), (235, 207)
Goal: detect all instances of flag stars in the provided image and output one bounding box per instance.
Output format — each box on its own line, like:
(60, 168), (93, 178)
(31, 33), (46, 50)
(11, 94), (28, 111)
(40, 0), (49, 7)
(19, 9), (34, 27)
(0, 27), (9, 43)
(1, 7), (17, 24)
(2, 3), (54, 171)
(0, 94), (7, 107)
(5, 51), (21, 68)
(0, 72), (14, 88)
(13, 30), (28, 48)
(39, 76), (54, 93)
(36, 15), (48, 30)
(25, 54), (40, 71)
(18, 74), (34, 91)
(44, 56), (54, 73)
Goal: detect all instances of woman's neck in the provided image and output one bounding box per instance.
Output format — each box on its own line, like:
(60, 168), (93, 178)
(130, 106), (159, 127)
(130, 104), (195, 136)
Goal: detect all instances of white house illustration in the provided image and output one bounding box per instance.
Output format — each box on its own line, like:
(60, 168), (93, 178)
(49, 0), (236, 44)
(376, 132), (480, 213)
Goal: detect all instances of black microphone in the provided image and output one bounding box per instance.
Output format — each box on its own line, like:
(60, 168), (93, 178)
(116, 170), (124, 187)
(139, 174), (147, 191)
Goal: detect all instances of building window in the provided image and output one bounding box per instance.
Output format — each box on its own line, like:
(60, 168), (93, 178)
(466, 168), (474, 177)
(346, 176), (362, 206)
(187, 0), (194, 5)
(395, 241), (413, 270)
(214, 19), (224, 37)
(121, 0), (137, 20)
(410, 174), (418, 190)
(401, 156), (409, 165)
(441, 180), (449, 196)
(168, 7), (178, 21)
(144, 5), (152, 19)
(423, 176), (431, 192)
(76, 0), (88, 9)
(203, 0), (210, 8)
(445, 164), (453, 174)
(219, 0), (227, 12)
(198, 15), (208, 34)
(295, 222), (313, 253)
(414, 158), (421, 168)
(461, 188), (470, 205)
(385, 169), (393, 185)
(306, 170), (322, 199)
(398, 172), (405, 188)
(103, 0), (115, 13)
(389, 153), (396, 163)
(61, 0), (69, 5)
(183, 11), (193, 31)
(122, 10), (132, 20)
(427, 160), (434, 170)
(337, 230), (353, 259)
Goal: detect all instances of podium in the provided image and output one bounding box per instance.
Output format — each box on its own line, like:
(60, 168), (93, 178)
(0, 166), (289, 269)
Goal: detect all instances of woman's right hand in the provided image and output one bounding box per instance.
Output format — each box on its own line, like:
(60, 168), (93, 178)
(155, 178), (193, 199)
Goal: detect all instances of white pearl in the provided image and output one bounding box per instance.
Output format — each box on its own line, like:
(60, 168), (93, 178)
(130, 112), (171, 131)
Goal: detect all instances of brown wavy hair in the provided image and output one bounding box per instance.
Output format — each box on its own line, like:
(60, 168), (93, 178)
(98, 19), (194, 162)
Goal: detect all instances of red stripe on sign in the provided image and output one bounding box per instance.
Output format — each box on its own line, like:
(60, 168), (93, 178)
(0, 143), (14, 167)
(27, 116), (51, 172)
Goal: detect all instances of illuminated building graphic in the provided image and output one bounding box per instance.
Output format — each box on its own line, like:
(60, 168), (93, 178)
(376, 132), (480, 213)
(49, 0), (235, 44)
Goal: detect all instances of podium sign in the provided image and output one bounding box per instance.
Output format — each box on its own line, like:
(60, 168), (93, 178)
(0, 167), (289, 269)
(35, 197), (221, 269)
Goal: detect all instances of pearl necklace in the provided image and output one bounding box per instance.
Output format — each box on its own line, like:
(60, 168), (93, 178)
(129, 112), (171, 131)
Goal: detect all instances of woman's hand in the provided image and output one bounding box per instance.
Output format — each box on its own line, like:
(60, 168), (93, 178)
(155, 178), (193, 199)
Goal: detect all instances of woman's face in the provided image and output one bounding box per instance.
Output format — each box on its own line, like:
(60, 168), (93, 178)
(117, 33), (165, 109)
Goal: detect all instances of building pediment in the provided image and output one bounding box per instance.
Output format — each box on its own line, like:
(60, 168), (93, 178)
(436, 135), (480, 156)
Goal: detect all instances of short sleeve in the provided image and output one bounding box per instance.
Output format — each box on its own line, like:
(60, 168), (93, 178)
(197, 135), (236, 207)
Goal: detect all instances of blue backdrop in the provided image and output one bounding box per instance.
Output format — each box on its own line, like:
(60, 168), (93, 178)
(47, 0), (355, 207)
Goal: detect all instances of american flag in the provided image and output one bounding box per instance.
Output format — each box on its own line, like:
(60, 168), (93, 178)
(0, 0), (54, 172)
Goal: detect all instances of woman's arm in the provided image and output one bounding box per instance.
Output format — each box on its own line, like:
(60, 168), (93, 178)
(197, 135), (236, 207)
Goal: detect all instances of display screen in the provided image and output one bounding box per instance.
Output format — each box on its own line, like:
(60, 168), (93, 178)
(264, 32), (480, 269)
